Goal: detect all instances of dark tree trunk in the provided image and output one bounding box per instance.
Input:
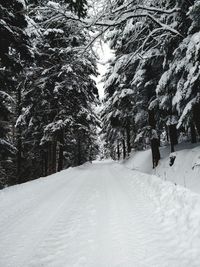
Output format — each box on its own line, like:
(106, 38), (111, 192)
(190, 122), (197, 143)
(16, 83), (22, 184)
(170, 141), (175, 153)
(57, 130), (64, 172)
(43, 150), (48, 176)
(165, 124), (169, 142)
(151, 138), (161, 168)
(57, 145), (63, 172)
(126, 122), (131, 155)
(168, 124), (178, 153)
(148, 110), (160, 168)
(48, 143), (52, 175)
(17, 136), (22, 183)
(193, 104), (200, 137)
(77, 136), (81, 165)
(52, 140), (57, 173)
(148, 109), (156, 128)
(122, 139), (126, 159)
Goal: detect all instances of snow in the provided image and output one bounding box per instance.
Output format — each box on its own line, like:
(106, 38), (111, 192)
(47, 1), (61, 9)
(112, 88), (133, 105)
(177, 98), (197, 128)
(0, 91), (15, 103)
(92, 42), (114, 99)
(166, 115), (178, 126)
(157, 30), (200, 127)
(44, 29), (64, 36)
(125, 142), (200, 194)
(16, 0), (26, 8)
(61, 65), (73, 73)
(1, 160), (200, 266)
(123, 18), (134, 37)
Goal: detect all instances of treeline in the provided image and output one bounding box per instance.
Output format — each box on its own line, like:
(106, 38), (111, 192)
(102, 0), (200, 166)
(0, 0), (99, 188)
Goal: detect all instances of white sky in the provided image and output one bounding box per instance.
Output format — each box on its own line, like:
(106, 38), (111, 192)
(94, 42), (114, 99)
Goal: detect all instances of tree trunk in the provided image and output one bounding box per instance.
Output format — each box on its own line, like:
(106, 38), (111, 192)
(165, 124), (169, 142)
(126, 122), (131, 155)
(148, 110), (160, 168)
(150, 133), (161, 168)
(43, 150), (48, 177)
(52, 140), (57, 173)
(77, 136), (81, 165)
(48, 143), (52, 175)
(193, 104), (200, 137)
(148, 109), (156, 128)
(16, 83), (22, 184)
(190, 122), (197, 143)
(168, 124), (178, 153)
(57, 130), (64, 172)
(170, 140), (175, 153)
(122, 139), (126, 159)
(17, 137), (22, 183)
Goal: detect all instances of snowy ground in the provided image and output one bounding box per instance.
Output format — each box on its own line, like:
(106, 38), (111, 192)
(1, 160), (200, 266)
(125, 142), (200, 194)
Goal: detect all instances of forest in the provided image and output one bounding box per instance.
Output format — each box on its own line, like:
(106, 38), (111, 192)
(0, 0), (200, 188)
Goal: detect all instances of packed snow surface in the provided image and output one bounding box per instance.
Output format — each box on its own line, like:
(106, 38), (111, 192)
(1, 160), (200, 267)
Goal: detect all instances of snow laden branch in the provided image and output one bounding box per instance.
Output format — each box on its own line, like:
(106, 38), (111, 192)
(36, 1), (183, 54)
(93, 13), (182, 37)
(54, 8), (181, 36)
(112, 3), (181, 15)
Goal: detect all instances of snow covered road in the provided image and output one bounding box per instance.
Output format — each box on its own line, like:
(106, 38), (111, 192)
(1, 161), (200, 267)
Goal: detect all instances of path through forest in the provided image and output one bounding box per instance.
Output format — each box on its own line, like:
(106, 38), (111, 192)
(0, 160), (200, 267)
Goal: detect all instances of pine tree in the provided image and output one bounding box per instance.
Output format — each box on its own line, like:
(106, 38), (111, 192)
(156, 0), (199, 147)
(66, 0), (88, 18)
(16, 0), (99, 180)
(0, 0), (32, 186)
(102, 0), (196, 164)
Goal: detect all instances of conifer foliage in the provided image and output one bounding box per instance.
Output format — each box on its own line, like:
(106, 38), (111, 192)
(101, 0), (200, 164)
(0, 0), (99, 187)
(0, 0), (200, 187)
(66, 0), (87, 18)
(0, 0), (32, 187)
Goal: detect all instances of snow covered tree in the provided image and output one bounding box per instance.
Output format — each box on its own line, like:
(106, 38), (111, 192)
(101, 0), (196, 164)
(0, 0), (32, 186)
(66, 0), (88, 18)
(156, 0), (200, 147)
(16, 0), (99, 181)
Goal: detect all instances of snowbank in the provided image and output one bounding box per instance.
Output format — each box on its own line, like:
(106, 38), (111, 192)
(124, 142), (200, 194)
(131, 170), (200, 264)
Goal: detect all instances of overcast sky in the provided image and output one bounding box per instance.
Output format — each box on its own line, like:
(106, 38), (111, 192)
(94, 42), (114, 99)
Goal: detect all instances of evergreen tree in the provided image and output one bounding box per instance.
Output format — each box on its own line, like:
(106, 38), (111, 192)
(16, 0), (99, 181)
(0, 0), (31, 186)
(66, 0), (88, 18)
(102, 0), (196, 164)
(156, 0), (199, 147)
